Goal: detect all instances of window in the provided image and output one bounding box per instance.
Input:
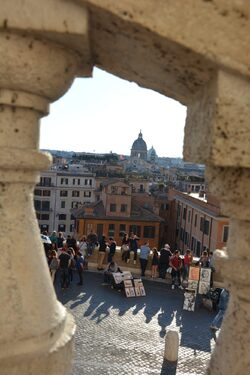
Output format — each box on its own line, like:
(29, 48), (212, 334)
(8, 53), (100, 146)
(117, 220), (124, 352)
(108, 224), (115, 237)
(222, 225), (229, 243)
(41, 214), (49, 220)
(204, 220), (210, 235)
(70, 214), (75, 220)
(121, 187), (127, 195)
(200, 217), (204, 232)
(43, 190), (51, 196)
(194, 214), (197, 227)
(121, 204), (127, 213)
(41, 224), (49, 232)
(40, 177), (51, 186)
(58, 214), (66, 220)
(72, 190), (80, 197)
(183, 207), (187, 220)
(111, 186), (118, 194)
(177, 204), (181, 218)
(78, 179), (80, 185)
(143, 226), (155, 238)
(34, 189), (42, 196)
(61, 201), (65, 208)
(188, 210), (191, 223)
(129, 225), (141, 237)
(60, 190), (68, 197)
(35, 201), (50, 211)
(70, 224), (75, 232)
(119, 224), (126, 235)
(71, 201), (79, 209)
(58, 224), (66, 232)
(84, 191), (91, 197)
(110, 204), (116, 212)
(89, 179), (92, 186)
(196, 241), (201, 256)
(60, 178), (68, 185)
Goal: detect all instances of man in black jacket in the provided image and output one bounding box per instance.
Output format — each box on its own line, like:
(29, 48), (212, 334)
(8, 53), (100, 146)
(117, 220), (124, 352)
(158, 244), (172, 279)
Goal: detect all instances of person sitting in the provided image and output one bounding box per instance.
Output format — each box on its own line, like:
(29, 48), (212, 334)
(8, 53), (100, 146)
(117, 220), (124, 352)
(103, 261), (122, 287)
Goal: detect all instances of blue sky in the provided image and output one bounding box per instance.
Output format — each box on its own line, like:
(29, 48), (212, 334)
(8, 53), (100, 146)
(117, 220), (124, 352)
(40, 68), (186, 157)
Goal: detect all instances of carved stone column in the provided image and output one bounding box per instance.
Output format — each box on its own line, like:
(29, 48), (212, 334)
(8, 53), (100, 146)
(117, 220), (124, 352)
(184, 69), (250, 374)
(0, 2), (91, 374)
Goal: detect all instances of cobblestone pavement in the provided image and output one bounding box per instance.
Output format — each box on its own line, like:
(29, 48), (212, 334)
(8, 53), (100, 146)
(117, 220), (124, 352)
(56, 271), (216, 375)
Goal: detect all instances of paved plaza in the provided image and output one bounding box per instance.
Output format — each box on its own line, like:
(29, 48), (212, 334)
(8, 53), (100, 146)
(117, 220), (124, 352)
(56, 272), (216, 375)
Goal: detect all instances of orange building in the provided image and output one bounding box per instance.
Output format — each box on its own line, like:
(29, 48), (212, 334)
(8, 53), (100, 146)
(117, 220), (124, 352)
(73, 180), (164, 248)
(166, 189), (229, 256)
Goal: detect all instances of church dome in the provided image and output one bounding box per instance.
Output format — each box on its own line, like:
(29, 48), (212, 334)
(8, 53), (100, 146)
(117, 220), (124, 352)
(131, 131), (147, 152)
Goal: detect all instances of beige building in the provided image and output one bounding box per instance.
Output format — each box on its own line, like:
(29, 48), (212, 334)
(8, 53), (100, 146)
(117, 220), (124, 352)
(34, 165), (95, 235)
(168, 189), (229, 255)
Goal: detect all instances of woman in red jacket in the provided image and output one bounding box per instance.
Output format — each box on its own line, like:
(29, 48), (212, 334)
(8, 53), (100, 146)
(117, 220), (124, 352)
(170, 250), (183, 290)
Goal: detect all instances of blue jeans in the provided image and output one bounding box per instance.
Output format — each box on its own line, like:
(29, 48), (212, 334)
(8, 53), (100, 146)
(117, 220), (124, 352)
(211, 309), (225, 329)
(107, 252), (115, 263)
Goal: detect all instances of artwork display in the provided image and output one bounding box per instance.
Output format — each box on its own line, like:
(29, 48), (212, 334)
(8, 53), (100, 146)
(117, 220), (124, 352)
(200, 268), (211, 283)
(198, 281), (210, 295)
(124, 279), (133, 288)
(187, 280), (198, 291)
(183, 289), (196, 311)
(125, 287), (135, 298)
(113, 271), (133, 285)
(189, 267), (200, 281)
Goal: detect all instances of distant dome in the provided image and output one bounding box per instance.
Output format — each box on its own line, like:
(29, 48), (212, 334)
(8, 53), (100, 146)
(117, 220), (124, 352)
(148, 146), (158, 163)
(131, 131), (147, 152)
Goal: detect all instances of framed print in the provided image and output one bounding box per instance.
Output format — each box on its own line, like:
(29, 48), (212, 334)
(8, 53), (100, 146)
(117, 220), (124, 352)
(198, 281), (210, 295)
(187, 280), (198, 291)
(189, 267), (200, 281)
(200, 268), (211, 283)
(183, 289), (196, 312)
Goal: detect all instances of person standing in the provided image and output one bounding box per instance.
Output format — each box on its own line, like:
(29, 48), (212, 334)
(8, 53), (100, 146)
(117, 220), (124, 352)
(107, 237), (116, 263)
(49, 231), (58, 246)
(49, 250), (59, 284)
(121, 233), (130, 262)
(58, 247), (71, 289)
(170, 250), (183, 290)
(183, 249), (193, 280)
(87, 230), (98, 256)
(97, 235), (107, 270)
(57, 231), (65, 250)
(75, 252), (84, 285)
(139, 241), (150, 277)
(158, 244), (172, 279)
(151, 248), (159, 278)
(129, 232), (139, 264)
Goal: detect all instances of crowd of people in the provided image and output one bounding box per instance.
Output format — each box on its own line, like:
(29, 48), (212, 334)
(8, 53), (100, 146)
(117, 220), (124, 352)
(42, 228), (216, 294)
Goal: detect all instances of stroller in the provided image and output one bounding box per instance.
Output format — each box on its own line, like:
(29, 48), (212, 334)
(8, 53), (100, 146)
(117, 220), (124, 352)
(202, 288), (222, 311)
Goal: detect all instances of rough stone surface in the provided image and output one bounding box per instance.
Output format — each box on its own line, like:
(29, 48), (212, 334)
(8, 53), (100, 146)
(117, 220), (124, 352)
(164, 329), (179, 362)
(57, 271), (215, 375)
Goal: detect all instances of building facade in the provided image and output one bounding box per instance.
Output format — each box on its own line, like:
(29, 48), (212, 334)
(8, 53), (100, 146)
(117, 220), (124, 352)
(167, 189), (229, 256)
(34, 165), (95, 235)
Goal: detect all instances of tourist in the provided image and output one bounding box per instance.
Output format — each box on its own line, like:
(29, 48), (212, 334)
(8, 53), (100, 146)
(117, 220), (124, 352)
(86, 230), (98, 256)
(67, 247), (75, 283)
(158, 244), (172, 279)
(128, 232), (139, 264)
(183, 249), (193, 280)
(66, 235), (77, 251)
(209, 250), (216, 287)
(210, 289), (229, 340)
(97, 235), (108, 270)
(139, 241), (150, 277)
(49, 250), (59, 284)
(170, 250), (183, 290)
(75, 252), (84, 286)
(49, 230), (58, 246)
(151, 247), (159, 278)
(58, 247), (71, 289)
(198, 250), (210, 268)
(79, 235), (88, 257)
(121, 233), (130, 262)
(107, 237), (116, 263)
(57, 231), (65, 250)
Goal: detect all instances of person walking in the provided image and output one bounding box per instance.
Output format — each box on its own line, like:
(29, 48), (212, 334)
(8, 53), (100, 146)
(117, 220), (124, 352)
(139, 241), (150, 277)
(151, 247), (159, 278)
(210, 289), (229, 340)
(97, 235), (107, 270)
(170, 250), (183, 290)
